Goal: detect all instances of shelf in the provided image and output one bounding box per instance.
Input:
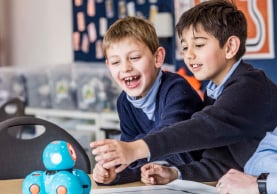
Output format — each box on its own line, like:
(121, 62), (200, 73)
(24, 107), (119, 139)
(25, 107), (101, 120)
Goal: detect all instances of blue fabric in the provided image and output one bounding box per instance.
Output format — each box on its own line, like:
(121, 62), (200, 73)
(244, 127), (277, 194)
(206, 59), (240, 99)
(267, 174), (277, 194)
(127, 70), (162, 121)
(111, 71), (203, 185)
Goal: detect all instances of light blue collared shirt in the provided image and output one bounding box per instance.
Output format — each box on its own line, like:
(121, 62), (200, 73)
(244, 127), (277, 194)
(127, 70), (162, 121)
(206, 59), (241, 99)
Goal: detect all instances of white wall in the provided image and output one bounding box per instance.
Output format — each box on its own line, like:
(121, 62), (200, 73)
(7, 0), (73, 67)
(0, 0), (8, 66)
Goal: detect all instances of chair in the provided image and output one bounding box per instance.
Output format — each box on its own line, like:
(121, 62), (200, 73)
(0, 116), (91, 180)
(0, 98), (25, 121)
(0, 97), (30, 138)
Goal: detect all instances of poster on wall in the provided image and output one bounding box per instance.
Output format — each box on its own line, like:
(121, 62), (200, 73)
(72, 0), (174, 63)
(174, 0), (275, 60)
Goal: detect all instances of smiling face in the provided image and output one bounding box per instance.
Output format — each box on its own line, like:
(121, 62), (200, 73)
(105, 37), (164, 98)
(181, 25), (237, 86)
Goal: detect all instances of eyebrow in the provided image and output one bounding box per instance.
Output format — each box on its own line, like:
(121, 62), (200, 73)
(181, 36), (208, 43)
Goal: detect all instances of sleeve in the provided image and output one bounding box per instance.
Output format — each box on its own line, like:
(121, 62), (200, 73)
(244, 129), (277, 176)
(267, 173), (277, 194)
(143, 73), (274, 161)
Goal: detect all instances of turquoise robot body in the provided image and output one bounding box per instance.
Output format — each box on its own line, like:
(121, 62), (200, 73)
(22, 140), (91, 194)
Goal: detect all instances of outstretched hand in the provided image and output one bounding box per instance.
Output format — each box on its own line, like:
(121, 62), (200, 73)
(90, 139), (149, 173)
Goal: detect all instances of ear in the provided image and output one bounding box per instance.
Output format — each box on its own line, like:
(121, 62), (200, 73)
(154, 47), (166, 68)
(105, 59), (109, 67)
(225, 36), (240, 59)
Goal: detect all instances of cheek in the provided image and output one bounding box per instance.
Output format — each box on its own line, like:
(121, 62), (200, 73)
(200, 50), (219, 65)
(108, 67), (119, 78)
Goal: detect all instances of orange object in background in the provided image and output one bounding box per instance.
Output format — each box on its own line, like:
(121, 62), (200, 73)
(177, 67), (204, 99)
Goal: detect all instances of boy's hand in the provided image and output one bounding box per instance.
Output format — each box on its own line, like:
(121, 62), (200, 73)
(92, 163), (117, 184)
(90, 139), (142, 173)
(217, 169), (259, 194)
(140, 163), (178, 185)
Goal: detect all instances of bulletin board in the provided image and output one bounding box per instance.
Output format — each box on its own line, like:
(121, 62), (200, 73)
(72, 0), (175, 64)
(174, 0), (275, 60)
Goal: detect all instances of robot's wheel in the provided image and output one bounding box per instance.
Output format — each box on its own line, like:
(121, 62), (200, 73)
(57, 186), (67, 194)
(29, 184), (40, 194)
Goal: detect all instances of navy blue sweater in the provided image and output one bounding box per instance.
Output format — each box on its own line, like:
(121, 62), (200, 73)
(106, 71), (203, 185)
(143, 61), (277, 182)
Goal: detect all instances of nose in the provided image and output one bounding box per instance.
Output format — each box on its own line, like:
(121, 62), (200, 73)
(184, 47), (195, 61)
(121, 60), (132, 73)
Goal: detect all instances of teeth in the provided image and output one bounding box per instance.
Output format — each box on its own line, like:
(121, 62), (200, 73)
(192, 64), (199, 68)
(124, 76), (136, 81)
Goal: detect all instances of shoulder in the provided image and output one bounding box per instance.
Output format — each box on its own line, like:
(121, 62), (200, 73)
(161, 71), (192, 89)
(224, 61), (277, 94)
(230, 61), (272, 84)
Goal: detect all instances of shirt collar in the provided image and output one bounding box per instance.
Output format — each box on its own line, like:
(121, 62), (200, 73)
(207, 59), (241, 99)
(127, 70), (162, 121)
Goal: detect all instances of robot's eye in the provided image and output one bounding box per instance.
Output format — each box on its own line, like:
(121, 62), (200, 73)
(67, 143), (77, 161)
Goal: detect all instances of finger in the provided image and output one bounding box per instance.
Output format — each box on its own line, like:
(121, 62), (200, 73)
(100, 158), (122, 169)
(92, 144), (114, 155)
(90, 139), (112, 148)
(94, 152), (119, 164)
(141, 175), (155, 185)
(146, 164), (160, 176)
(141, 167), (150, 177)
(93, 171), (106, 183)
(97, 165), (110, 177)
(115, 164), (128, 173)
(93, 168), (107, 179)
(141, 163), (152, 171)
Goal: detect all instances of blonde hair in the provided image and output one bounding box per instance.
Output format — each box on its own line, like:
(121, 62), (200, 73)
(103, 16), (159, 57)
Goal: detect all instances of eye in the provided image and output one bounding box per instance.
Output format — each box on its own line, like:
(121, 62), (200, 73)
(110, 60), (120, 66)
(130, 56), (140, 61)
(196, 44), (204, 48)
(182, 46), (188, 51)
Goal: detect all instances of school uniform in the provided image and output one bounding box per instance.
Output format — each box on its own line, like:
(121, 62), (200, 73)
(143, 60), (277, 181)
(103, 70), (203, 185)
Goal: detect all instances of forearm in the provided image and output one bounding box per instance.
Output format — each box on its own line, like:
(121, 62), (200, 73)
(132, 140), (149, 161)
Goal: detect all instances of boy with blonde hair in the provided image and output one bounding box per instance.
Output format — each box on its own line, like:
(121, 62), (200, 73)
(92, 16), (203, 185)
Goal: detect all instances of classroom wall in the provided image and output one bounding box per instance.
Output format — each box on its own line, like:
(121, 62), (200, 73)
(6, 0), (73, 67)
(2, 0), (277, 83)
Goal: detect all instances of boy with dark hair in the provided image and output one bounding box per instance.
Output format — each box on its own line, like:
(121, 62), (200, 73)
(92, 0), (277, 183)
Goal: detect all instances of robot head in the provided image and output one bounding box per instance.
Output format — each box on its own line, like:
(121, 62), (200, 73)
(42, 140), (77, 171)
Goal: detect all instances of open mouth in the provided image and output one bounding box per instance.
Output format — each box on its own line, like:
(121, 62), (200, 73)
(123, 75), (140, 88)
(190, 64), (203, 71)
(190, 64), (202, 68)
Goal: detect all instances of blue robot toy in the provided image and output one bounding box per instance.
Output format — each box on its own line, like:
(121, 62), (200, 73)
(22, 140), (91, 194)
